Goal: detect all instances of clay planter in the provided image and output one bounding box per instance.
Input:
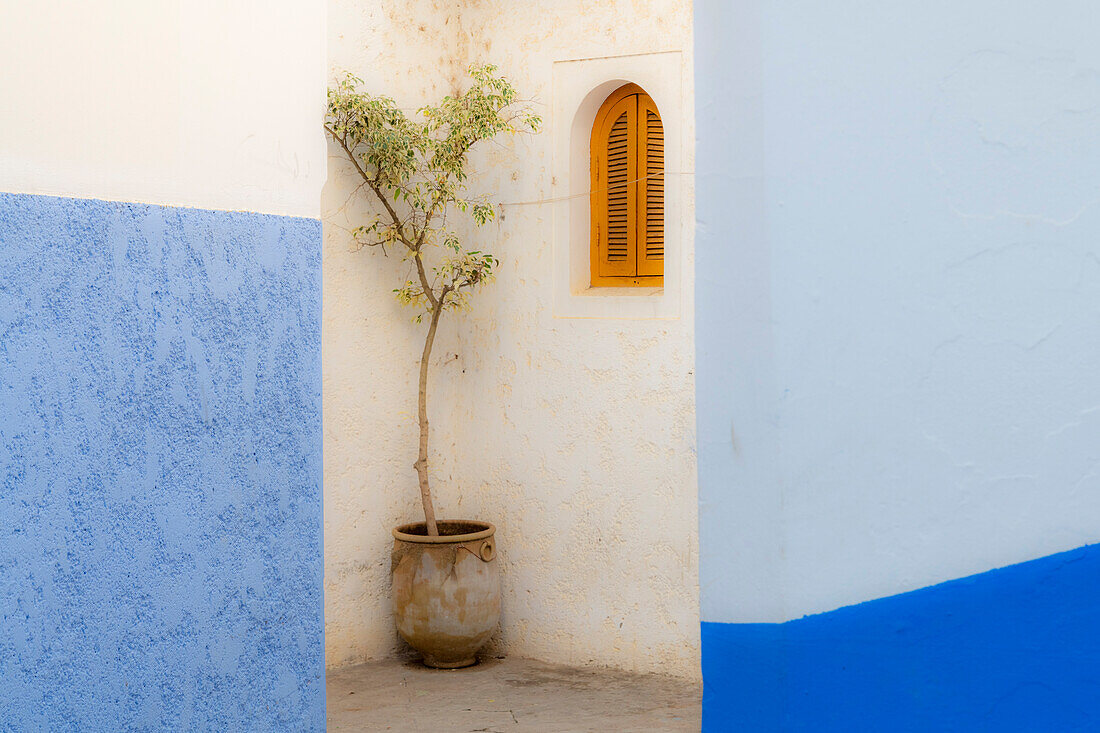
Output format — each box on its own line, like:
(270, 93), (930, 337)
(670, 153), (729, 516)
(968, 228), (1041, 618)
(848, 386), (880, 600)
(391, 520), (500, 668)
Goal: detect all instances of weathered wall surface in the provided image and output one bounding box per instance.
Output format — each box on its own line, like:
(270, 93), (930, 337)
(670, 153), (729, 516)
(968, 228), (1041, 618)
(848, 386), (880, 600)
(322, 0), (477, 667)
(0, 2), (327, 728)
(695, 0), (1100, 727)
(324, 0), (699, 677)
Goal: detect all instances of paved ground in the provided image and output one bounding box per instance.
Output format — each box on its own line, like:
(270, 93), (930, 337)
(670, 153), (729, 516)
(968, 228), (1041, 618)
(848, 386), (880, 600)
(327, 656), (701, 732)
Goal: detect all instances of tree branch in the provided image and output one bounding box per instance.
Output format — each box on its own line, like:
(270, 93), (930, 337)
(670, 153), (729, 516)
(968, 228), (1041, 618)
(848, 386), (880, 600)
(413, 251), (438, 309)
(325, 66), (538, 535)
(324, 123), (413, 249)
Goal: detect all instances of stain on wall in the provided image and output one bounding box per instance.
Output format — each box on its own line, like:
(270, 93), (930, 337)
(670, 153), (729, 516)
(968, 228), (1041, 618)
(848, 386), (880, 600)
(324, 0), (699, 678)
(0, 193), (323, 730)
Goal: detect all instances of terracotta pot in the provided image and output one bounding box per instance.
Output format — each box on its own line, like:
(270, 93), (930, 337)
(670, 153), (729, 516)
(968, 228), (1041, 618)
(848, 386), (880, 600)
(391, 520), (500, 668)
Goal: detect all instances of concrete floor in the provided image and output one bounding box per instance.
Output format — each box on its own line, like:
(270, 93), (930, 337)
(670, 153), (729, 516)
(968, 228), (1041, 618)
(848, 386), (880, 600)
(327, 656), (702, 732)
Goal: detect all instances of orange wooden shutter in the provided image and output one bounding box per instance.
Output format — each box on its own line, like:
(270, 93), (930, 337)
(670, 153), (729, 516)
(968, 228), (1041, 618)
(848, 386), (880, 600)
(637, 95), (664, 277)
(593, 94), (637, 278)
(590, 84), (664, 286)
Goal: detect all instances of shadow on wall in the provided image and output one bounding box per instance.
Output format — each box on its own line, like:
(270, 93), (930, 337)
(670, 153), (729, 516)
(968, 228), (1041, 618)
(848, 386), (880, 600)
(702, 543), (1100, 732)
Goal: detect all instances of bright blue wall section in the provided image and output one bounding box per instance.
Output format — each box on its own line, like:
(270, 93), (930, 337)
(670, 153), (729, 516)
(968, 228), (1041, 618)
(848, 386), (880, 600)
(702, 543), (1100, 732)
(0, 193), (323, 731)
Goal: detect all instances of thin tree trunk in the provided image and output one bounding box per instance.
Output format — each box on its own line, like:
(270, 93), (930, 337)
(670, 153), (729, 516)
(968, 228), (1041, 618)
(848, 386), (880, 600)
(415, 304), (443, 536)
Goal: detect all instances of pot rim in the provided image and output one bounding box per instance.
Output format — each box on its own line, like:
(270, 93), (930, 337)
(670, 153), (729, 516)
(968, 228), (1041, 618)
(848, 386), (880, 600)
(392, 519), (496, 544)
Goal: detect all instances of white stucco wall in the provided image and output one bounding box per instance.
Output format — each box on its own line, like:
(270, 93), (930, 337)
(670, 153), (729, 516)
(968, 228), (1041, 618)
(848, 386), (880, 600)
(0, 0), (326, 217)
(324, 0), (699, 677)
(696, 0), (1100, 624)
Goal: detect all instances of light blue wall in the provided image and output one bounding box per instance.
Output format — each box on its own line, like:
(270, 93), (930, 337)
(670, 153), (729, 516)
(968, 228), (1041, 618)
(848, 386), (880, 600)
(0, 193), (323, 730)
(696, 0), (1100, 620)
(696, 0), (1100, 728)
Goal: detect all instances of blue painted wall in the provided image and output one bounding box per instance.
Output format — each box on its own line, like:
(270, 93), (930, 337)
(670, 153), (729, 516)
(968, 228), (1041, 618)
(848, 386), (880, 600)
(0, 193), (323, 731)
(702, 543), (1100, 732)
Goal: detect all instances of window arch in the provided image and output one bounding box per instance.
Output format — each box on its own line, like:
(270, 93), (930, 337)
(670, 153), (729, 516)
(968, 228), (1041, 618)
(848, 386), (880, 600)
(590, 83), (664, 287)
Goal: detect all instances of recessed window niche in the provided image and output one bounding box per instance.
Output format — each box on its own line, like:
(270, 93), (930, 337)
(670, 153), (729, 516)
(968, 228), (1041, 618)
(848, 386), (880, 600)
(551, 51), (687, 319)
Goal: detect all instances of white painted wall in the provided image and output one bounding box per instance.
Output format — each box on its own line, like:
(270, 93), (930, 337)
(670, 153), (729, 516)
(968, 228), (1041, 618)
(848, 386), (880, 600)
(696, 0), (1100, 624)
(324, 0), (699, 677)
(0, 0), (326, 218)
(553, 52), (689, 319)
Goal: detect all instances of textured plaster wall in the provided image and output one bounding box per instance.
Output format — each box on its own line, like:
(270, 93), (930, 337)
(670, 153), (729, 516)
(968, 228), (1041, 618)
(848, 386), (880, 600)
(696, 0), (1100, 625)
(0, 193), (323, 730)
(0, 0), (326, 218)
(324, 0), (699, 677)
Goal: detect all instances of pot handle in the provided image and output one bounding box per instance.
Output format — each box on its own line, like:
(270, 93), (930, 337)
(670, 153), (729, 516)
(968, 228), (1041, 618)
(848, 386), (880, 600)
(478, 538), (495, 562)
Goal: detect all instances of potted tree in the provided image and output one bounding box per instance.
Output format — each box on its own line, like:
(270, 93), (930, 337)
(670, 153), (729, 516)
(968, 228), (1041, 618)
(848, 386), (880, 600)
(324, 65), (539, 668)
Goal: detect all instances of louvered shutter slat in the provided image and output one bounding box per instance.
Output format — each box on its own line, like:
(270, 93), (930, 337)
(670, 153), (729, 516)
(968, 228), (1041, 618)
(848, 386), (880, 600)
(637, 99), (664, 276)
(593, 98), (637, 276)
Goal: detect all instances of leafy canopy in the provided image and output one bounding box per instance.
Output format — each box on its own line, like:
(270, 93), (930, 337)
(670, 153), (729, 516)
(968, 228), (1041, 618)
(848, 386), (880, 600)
(324, 64), (540, 320)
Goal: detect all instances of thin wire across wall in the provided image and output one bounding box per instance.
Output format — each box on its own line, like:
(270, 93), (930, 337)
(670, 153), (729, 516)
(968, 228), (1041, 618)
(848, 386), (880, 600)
(495, 170), (694, 208)
(324, 170), (695, 232)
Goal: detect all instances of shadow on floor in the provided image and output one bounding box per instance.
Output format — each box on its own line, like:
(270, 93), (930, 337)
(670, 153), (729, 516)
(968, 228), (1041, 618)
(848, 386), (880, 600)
(327, 656), (701, 732)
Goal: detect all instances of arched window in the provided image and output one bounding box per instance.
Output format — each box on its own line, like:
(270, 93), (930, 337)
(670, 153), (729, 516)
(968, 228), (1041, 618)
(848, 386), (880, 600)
(590, 83), (664, 287)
